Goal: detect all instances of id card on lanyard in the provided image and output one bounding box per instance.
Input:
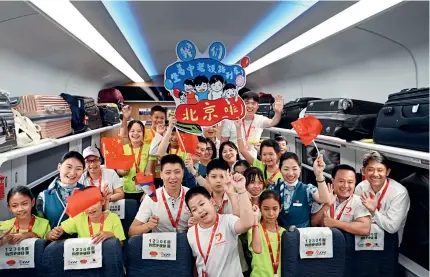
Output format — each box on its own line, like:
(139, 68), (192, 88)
(195, 214), (219, 277)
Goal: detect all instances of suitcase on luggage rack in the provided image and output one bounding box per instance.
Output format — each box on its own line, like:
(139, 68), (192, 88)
(277, 97), (321, 129)
(10, 95), (72, 139)
(74, 96), (103, 130)
(97, 103), (120, 126)
(0, 91), (17, 152)
(305, 98), (383, 138)
(373, 88), (429, 151)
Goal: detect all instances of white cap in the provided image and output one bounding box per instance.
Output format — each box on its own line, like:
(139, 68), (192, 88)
(83, 146), (100, 159)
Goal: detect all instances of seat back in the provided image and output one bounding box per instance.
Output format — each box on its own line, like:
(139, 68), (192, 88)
(281, 228), (345, 277)
(121, 199), (139, 238)
(342, 230), (399, 277)
(41, 238), (123, 277)
(1, 239), (49, 277)
(126, 233), (193, 277)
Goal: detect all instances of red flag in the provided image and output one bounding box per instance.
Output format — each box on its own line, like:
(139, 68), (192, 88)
(65, 186), (102, 218)
(135, 173), (158, 202)
(176, 131), (198, 155)
(101, 136), (135, 170)
(291, 116), (323, 146)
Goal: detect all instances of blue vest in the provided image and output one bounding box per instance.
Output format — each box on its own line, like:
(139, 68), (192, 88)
(272, 180), (311, 229)
(44, 180), (85, 229)
(196, 91), (209, 101)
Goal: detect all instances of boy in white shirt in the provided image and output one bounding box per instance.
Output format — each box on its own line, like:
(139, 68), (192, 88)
(128, 154), (191, 235)
(221, 91), (283, 159)
(186, 174), (254, 277)
(355, 151), (410, 243)
(311, 164), (371, 236)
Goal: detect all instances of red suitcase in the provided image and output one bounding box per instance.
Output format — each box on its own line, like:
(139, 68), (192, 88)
(10, 95), (72, 139)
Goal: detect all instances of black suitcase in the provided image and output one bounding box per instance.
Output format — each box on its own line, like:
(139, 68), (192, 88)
(74, 96), (103, 130)
(0, 91), (17, 152)
(97, 104), (121, 126)
(373, 88), (429, 151)
(256, 92), (275, 118)
(277, 97), (320, 129)
(305, 98), (383, 137)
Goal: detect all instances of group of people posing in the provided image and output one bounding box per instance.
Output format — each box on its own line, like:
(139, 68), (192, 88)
(0, 91), (410, 277)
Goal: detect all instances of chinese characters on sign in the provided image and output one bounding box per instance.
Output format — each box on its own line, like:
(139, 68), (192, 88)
(0, 238), (37, 269)
(64, 238), (102, 270)
(109, 199), (125, 219)
(298, 227), (333, 259)
(142, 232), (177, 261)
(355, 224), (384, 251)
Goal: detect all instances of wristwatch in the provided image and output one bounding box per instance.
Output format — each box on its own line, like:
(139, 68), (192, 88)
(192, 171), (200, 178)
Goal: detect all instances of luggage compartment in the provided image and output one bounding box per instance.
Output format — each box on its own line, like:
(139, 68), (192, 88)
(305, 98), (383, 137)
(277, 97), (320, 129)
(97, 103), (121, 126)
(0, 93), (17, 152)
(373, 88), (429, 151)
(10, 95), (72, 139)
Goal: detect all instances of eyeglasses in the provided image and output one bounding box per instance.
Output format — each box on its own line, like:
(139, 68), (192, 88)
(205, 148), (214, 152)
(85, 158), (100, 164)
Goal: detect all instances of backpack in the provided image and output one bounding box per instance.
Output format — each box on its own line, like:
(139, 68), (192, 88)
(60, 93), (87, 133)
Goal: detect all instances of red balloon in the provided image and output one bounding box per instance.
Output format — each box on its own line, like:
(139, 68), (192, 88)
(241, 57), (250, 68)
(173, 88), (181, 98)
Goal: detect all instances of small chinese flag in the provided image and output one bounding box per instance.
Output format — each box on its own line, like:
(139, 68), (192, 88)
(101, 136), (135, 170)
(135, 173), (157, 202)
(291, 115), (323, 146)
(176, 131), (198, 155)
(65, 186), (102, 218)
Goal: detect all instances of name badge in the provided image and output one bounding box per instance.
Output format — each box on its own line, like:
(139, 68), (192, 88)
(109, 199), (125, 219)
(64, 238), (102, 270)
(142, 232), (177, 261)
(355, 224), (384, 251)
(298, 227), (333, 259)
(293, 202), (303, 207)
(0, 238), (37, 269)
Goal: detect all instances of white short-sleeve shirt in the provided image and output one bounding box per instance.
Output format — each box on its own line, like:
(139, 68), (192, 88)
(221, 114), (267, 159)
(135, 186), (191, 233)
(311, 194), (370, 222)
(79, 166), (123, 191)
(355, 178), (410, 243)
(187, 214), (243, 277)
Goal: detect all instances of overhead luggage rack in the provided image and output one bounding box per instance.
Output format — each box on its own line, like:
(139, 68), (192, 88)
(267, 127), (429, 168)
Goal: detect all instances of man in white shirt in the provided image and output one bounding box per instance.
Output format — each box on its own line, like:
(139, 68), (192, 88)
(311, 164), (371, 236)
(221, 91), (283, 158)
(355, 151), (410, 243)
(186, 174), (254, 277)
(128, 154), (191, 235)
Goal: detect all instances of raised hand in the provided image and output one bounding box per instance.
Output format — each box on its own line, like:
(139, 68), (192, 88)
(102, 186), (112, 202)
(313, 154), (326, 178)
(184, 155), (195, 172)
(326, 183), (336, 206)
(273, 95), (284, 114)
(234, 119), (242, 129)
(121, 105), (132, 121)
(156, 123), (166, 135)
(223, 172), (235, 195)
(360, 191), (378, 215)
(168, 114), (177, 129)
(252, 204), (260, 224)
(231, 173), (246, 193)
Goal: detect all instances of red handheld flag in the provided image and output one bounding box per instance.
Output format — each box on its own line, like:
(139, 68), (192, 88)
(65, 186), (102, 218)
(176, 131), (198, 155)
(101, 136), (135, 170)
(135, 173), (158, 202)
(291, 116), (323, 146)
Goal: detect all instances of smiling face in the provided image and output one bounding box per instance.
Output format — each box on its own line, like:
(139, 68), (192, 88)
(151, 111), (166, 127)
(244, 99), (259, 116)
(224, 89), (236, 98)
(196, 83), (208, 92)
(202, 142), (213, 162)
(203, 126), (217, 140)
(280, 158), (301, 184)
(277, 141), (287, 154)
(160, 162), (184, 192)
(128, 122), (144, 145)
(85, 155), (101, 174)
(260, 197), (280, 225)
(207, 168), (227, 194)
(221, 145), (238, 165)
(261, 146), (278, 167)
(85, 200), (104, 220)
(184, 84), (195, 93)
(58, 157), (84, 184)
(333, 169), (356, 200)
(211, 81), (223, 92)
(169, 131), (179, 148)
(188, 194), (216, 226)
(8, 193), (34, 220)
(246, 175), (264, 197)
(363, 160), (390, 188)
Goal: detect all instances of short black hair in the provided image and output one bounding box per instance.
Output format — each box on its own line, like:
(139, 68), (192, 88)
(198, 136), (208, 144)
(160, 154), (184, 171)
(242, 91), (259, 103)
(332, 164), (356, 179)
(275, 136), (287, 144)
(233, 160), (250, 171)
(185, 186), (211, 210)
(259, 139), (280, 156)
(61, 151), (85, 168)
(206, 159), (230, 176)
(223, 83), (236, 91)
(209, 75), (225, 85)
(7, 185), (34, 204)
(184, 78), (194, 86)
(362, 151), (390, 169)
(151, 105), (167, 116)
(194, 76), (209, 86)
(279, 152), (301, 168)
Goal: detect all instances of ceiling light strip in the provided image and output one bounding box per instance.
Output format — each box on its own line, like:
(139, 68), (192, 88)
(29, 0), (146, 83)
(246, 0), (404, 75)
